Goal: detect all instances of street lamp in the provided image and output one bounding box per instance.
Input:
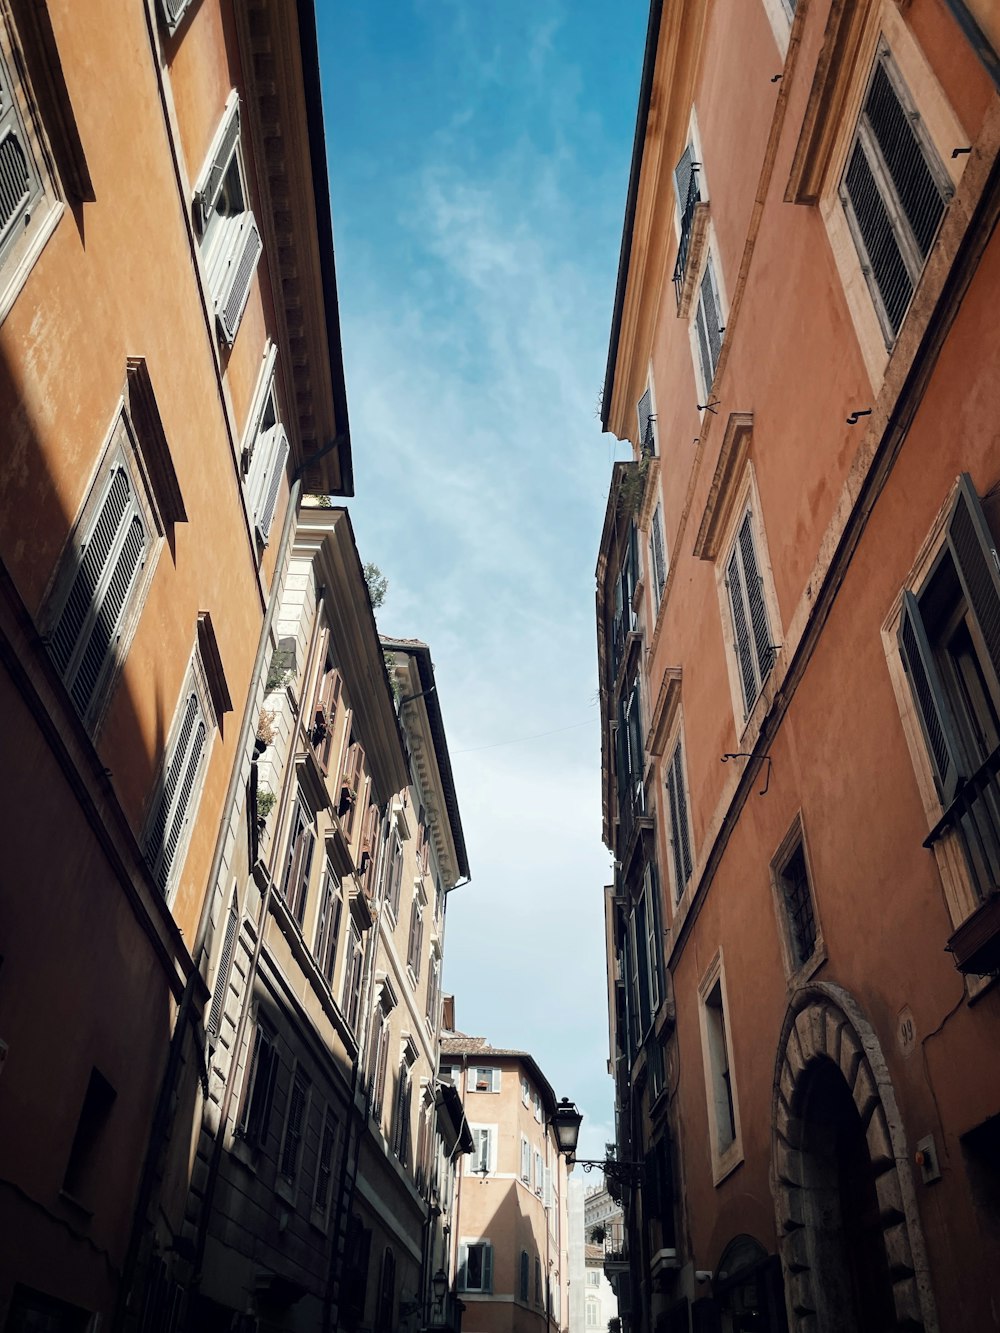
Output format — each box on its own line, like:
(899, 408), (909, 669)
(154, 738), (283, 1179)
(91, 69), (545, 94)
(431, 1268), (448, 1306)
(550, 1097), (644, 1186)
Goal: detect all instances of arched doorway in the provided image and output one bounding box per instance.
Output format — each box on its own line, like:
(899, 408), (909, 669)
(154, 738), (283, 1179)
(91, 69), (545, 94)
(715, 1234), (787, 1332)
(770, 984), (938, 1333)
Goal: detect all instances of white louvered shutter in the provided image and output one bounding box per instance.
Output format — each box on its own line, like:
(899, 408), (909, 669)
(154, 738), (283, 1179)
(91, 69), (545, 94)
(255, 425), (289, 545)
(457, 1244), (468, 1290)
(207, 895), (239, 1038)
(158, 0), (194, 35)
(0, 49), (43, 267)
(49, 461), (149, 722)
(636, 388), (653, 453)
(146, 687), (209, 894)
(673, 142), (697, 213)
(215, 212), (262, 346)
(483, 1244), (494, 1293)
(666, 741), (693, 896)
(650, 502), (667, 606)
(695, 255), (723, 393)
(194, 99), (241, 236)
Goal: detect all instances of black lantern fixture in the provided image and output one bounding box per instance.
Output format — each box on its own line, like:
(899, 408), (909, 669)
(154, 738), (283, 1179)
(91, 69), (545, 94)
(431, 1268), (448, 1304)
(550, 1097), (643, 1185)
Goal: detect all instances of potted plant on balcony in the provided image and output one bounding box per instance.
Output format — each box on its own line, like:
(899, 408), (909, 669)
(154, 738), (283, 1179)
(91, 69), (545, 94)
(338, 783), (357, 819)
(255, 708), (276, 758)
(590, 1225), (607, 1246)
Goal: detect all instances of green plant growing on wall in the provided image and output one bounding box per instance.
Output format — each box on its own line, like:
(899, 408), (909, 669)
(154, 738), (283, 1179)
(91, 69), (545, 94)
(383, 651), (401, 707)
(616, 456), (649, 519)
(265, 648), (293, 693)
(364, 561), (388, 610)
(256, 788), (277, 822)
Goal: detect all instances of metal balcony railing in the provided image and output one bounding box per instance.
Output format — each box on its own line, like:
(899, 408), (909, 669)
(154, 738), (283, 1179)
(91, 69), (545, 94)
(672, 166), (701, 311)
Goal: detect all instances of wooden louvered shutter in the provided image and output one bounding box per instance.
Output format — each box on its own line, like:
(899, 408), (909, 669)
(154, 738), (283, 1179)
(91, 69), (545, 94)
(483, 1243), (494, 1294)
(50, 461), (149, 721)
(341, 743), (364, 837)
(841, 51), (947, 341)
(738, 511), (774, 683)
(280, 1071), (308, 1178)
(726, 547), (757, 714)
(208, 894), (239, 1038)
(650, 502), (667, 605)
(700, 256), (723, 382)
(898, 590), (962, 804)
(947, 474), (1000, 690)
(457, 1244), (468, 1290)
(0, 49), (43, 266)
(216, 214), (262, 346)
(645, 866), (661, 1012)
(670, 742), (693, 889)
(315, 1109), (336, 1214)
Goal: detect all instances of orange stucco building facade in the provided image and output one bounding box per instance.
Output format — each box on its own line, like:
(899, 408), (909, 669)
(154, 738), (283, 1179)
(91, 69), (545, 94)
(0, 0), (349, 1325)
(598, 1), (1000, 1330)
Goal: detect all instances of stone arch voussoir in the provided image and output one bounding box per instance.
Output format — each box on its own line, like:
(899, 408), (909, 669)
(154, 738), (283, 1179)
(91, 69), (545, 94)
(769, 982), (939, 1333)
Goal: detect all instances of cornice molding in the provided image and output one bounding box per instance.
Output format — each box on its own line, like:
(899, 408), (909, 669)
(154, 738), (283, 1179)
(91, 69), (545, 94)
(693, 412), (754, 559)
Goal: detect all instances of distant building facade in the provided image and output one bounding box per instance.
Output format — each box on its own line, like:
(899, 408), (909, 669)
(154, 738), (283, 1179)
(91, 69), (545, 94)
(582, 1185), (622, 1333)
(598, 0), (1000, 1331)
(440, 1035), (574, 1333)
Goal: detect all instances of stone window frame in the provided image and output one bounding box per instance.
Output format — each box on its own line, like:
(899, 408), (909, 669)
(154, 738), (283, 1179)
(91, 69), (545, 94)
(769, 812), (827, 988)
(697, 948), (744, 1184)
(815, 2), (970, 389)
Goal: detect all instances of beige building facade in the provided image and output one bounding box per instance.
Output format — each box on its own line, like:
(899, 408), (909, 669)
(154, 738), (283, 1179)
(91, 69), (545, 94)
(440, 1038), (573, 1333)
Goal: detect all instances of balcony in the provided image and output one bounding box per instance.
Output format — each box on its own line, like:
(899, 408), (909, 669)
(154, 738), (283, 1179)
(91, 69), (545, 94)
(672, 167), (709, 316)
(924, 744), (1000, 973)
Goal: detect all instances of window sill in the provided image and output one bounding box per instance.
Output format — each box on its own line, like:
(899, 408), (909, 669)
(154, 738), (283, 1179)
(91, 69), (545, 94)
(711, 1140), (744, 1187)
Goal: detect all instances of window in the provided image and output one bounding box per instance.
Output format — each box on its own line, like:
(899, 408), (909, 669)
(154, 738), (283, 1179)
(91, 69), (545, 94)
(519, 1250), (530, 1302)
(672, 141), (703, 305)
(611, 524), (639, 679)
(0, 23), (58, 311)
(314, 860), (343, 986)
(158, 0), (196, 35)
(896, 475), (1000, 927)
(313, 1107), (338, 1218)
(369, 984), (396, 1124)
(391, 1048), (416, 1166)
(241, 372), (289, 547)
(45, 430), (155, 728)
(533, 1088), (542, 1123)
(466, 1066), (500, 1093)
(374, 1248), (395, 1333)
(63, 1068), (115, 1204)
(587, 1271), (600, 1289)
(458, 1241), (493, 1294)
(341, 922), (364, 1033)
(840, 44), (949, 346)
(586, 1298), (601, 1328)
(238, 1018), (278, 1148)
(439, 1063), (457, 1085)
(534, 1149), (543, 1195)
(628, 867), (662, 1042)
(778, 842), (818, 968)
(385, 833), (404, 918)
(666, 735), (694, 899)
(339, 737), (365, 840)
(194, 94), (262, 346)
(207, 889), (240, 1039)
(637, 387), (655, 457)
(144, 654), (215, 898)
(311, 640), (343, 772)
(406, 896), (424, 980)
(649, 501), (667, 611)
(425, 950), (441, 1027)
(725, 507), (775, 717)
(279, 1067), (310, 1182)
(467, 1125), (496, 1176)
(616, 677), (645, 834)
(521, 1135), (531, 1183)
(281, 799), (315, 927)
(534, 1257), (543, 1306)
(521, 1075), (530, 1107)
(693, 252), (723, 397)
(699, 956), (741, 1175)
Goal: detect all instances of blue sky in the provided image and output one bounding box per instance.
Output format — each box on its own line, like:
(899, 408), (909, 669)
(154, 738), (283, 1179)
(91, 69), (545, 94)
(317, 1), (646, 1162)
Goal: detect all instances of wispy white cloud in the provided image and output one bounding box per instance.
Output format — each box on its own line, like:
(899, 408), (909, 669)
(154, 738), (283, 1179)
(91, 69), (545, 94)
(326, 0), (639, 1147)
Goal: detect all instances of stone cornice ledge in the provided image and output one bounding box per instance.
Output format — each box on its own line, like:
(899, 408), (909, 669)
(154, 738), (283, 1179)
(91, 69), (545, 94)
(646, 667), (683, 759)
(693, 412), (754, 560)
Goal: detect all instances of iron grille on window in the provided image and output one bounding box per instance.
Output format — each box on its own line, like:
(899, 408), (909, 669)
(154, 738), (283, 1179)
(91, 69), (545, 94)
(725, 509), (775, 716)
(672, 162), (701, 310)
(780, 844), (817, 966)
(840, 46), (949, 344)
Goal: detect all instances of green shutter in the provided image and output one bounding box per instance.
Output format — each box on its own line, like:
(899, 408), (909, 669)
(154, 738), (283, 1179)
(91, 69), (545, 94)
(947, 473), (1000, 689)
